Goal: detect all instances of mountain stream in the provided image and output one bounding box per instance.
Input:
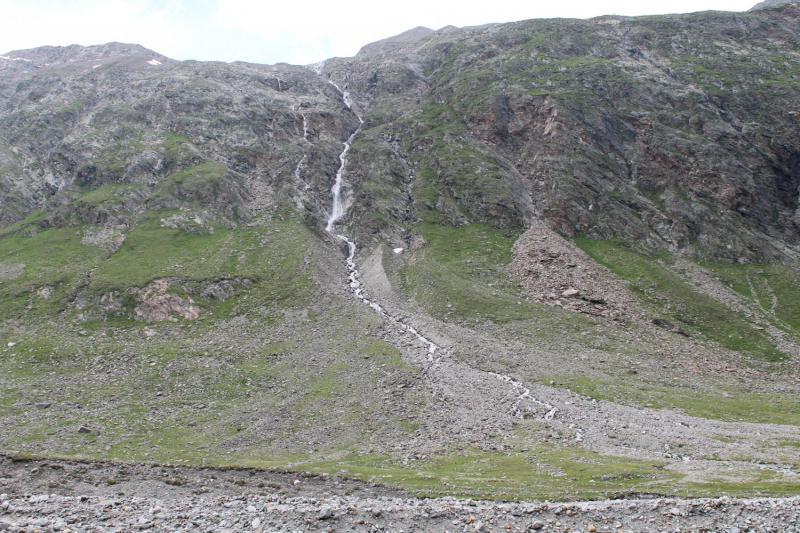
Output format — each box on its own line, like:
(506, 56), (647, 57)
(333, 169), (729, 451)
(322, 83), (558, 424)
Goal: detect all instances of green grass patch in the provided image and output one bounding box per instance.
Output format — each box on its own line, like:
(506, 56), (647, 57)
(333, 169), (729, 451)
(397, 222), (542, 324)
(681, 474), (800, 498)
(291, 446), (677, 501)
(361, 339), (412, 370)
(0, 225), (105, 320)
(151, 161), (228, 202)
(90, 211), (311, 303)
(548, 375), (800, 426)
(574, 237), (784, 360)
(698, 260), (800, 335)
(0, 204), (313, 324)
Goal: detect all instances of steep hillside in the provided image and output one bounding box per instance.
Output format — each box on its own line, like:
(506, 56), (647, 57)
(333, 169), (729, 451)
(357, 27), (436, 56)
(1, 4), (800, 501)
(326, 4), (800, 262)
(751, 0), (795, 10)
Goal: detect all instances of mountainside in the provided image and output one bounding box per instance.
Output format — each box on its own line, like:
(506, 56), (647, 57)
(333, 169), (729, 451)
(357, 26), (437, 56)
(750, 0), (795, 10)
(1, 3), (800, 502)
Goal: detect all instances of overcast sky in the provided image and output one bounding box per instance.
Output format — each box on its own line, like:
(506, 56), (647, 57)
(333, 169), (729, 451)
(0, 0), (757, 65)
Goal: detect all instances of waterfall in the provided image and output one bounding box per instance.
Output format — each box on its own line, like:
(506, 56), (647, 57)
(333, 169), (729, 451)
(325, 80), (362, 232)
(325, 129), (359, 232)
(294, 156), (309, 191)
(319, 81), (557, 423)
(322, 82), (439, 357)
(328, 80), (352, 109)
(323, 108), (438, 356)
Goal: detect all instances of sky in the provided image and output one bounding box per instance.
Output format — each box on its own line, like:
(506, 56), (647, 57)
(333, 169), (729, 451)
(0, 0), (758, 65)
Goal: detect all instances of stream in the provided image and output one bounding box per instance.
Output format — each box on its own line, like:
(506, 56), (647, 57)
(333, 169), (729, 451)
(321, 81), (558, 423)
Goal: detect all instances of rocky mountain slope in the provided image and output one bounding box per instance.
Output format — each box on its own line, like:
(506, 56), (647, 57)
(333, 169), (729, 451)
(357, 27), (437, 56)
(1, 3), (800, 504)
(751, 0), (795, 10)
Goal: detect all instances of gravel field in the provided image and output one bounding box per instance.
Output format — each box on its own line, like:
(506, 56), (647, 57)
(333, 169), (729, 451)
(2, 456), (800, 533)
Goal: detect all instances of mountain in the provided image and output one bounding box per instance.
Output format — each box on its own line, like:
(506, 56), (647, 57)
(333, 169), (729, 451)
(750, 0), (797, 10)
(1, 42), (167, 68)
(357, 26), (436, 56)
(1, 4), (800, 501)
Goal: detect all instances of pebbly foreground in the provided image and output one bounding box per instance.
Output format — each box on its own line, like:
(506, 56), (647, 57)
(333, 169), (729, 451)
(1, 457), (799, 533)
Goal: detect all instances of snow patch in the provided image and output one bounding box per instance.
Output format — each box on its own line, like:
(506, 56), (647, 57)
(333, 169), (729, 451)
(43, 172), (73, 192)
(309, 60), (325, 75)
(147, 59), (162, 66)
(393, 248), (404, 254)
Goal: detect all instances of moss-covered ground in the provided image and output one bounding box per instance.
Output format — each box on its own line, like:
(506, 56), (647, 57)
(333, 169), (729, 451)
(543, 375), (800, 426)
(396, 222), (545, 324)
(574, 237), (787, 361)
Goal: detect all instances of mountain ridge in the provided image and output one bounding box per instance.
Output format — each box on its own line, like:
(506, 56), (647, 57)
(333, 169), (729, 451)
(750, 0), (797, 10)
(1, 41), (167, 69)
(357, 26), (437, 56)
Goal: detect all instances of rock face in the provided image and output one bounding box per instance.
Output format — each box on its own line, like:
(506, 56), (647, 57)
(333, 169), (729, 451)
(133, 279), (201, 322)
(322, 4), (800, 264)
(0, 43), (354, 232)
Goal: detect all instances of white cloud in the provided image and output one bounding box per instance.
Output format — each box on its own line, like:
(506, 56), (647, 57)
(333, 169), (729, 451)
(215, 0), (759, 63)
(0, 0), (760, 65)
(0, 0), (179, 54)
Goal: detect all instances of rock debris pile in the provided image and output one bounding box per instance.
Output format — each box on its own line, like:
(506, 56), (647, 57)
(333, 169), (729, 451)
(1, 489), (798, 533)
(511, 220), (639, 322)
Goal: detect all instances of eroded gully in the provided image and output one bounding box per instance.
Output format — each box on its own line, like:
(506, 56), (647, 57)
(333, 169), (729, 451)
(320, 82), (560, 429)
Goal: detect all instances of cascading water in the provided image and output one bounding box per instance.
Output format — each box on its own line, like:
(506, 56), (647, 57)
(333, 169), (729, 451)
(293, 114), (312, 190)
(321, 81), (560, 424)
(323, 85), (441, 357)
(325, 129), (359, 232)
(294, 156), (309, 190)
(328, 80), (352, 109)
